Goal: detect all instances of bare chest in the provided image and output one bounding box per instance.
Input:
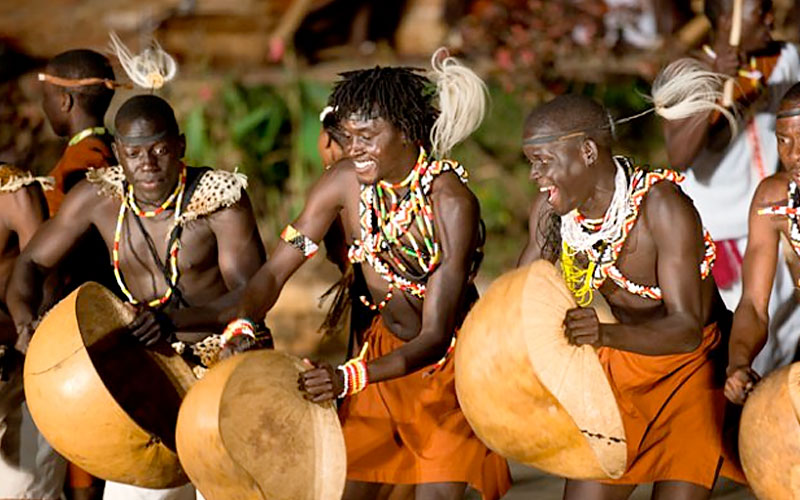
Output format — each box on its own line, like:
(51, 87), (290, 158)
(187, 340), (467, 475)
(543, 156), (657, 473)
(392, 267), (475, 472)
(94, 204), (218, 280)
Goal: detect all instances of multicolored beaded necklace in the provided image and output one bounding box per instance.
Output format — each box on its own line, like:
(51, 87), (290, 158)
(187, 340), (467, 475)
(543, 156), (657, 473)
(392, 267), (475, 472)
(113, 167), (187, 307)
(348, 148), (469, 310)
(561, 157), (717, 305)
(757, 180), (800, 285)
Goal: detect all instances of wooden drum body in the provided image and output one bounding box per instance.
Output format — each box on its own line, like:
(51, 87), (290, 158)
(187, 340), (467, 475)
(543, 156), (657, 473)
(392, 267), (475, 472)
(740, 362), (800, 499)
(455, 260), (626, 479)
(176, 350), (346, 500)
(23, 282), (196, 488)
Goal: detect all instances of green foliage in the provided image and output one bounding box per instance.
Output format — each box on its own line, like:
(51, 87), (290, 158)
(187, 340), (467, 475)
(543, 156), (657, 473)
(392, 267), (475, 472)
(182, 78), (333, 244)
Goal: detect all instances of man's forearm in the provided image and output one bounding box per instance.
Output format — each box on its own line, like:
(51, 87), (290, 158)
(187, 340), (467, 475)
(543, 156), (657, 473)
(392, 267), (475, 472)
(7, 258), (44, 328)
(600, 314), (704, 355)
(364, 330), (451, 383)
(728, 304), (769, 370)
(169, 287), (246, 333)
(663, 113), (713, 171)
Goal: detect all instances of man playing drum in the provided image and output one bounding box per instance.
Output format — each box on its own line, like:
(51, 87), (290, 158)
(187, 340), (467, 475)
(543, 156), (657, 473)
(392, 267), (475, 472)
(518, 94), (739, 499)
(7, 95), (266, 499)
(220, 53), (511, 499)
(726, 82), (800, 404)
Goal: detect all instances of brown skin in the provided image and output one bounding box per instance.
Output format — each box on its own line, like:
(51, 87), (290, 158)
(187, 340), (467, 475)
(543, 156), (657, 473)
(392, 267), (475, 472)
(41, 79), (104, 139)
(7, 116), (266, 352)
(228, 116), (478, 499)
(662, 0), (776, 171)
(0, 184), (48, 350)
(725, 97), (800, 404)
(519, 122), (724, 499)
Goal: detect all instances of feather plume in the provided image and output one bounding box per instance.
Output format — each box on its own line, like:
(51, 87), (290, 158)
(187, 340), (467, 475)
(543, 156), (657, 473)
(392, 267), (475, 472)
(109, 32), (177, 90)
(428, 48), (488, 158)
(650, 58), (737, 136)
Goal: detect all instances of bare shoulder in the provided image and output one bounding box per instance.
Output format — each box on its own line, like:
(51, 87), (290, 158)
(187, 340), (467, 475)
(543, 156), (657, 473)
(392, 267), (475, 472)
(58, 179), (115, 220)
(430, 170), (479, 218)
(752, 172), (791, 207)
(641, 179), (701, 228)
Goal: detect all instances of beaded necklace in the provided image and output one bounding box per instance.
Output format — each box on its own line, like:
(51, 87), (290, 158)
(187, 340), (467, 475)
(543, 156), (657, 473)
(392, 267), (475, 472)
(113, 167), (187, 307)
(68, 126), (107, 147)
(561, 157), (717, 305)
(757, 180), (800, 285)
(348, 148), (469, 310)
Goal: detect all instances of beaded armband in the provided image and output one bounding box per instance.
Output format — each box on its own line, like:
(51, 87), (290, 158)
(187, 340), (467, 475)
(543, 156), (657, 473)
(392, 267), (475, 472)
(221, 318), (257, 347)
(281, 224), (319, 258)
(337, 359), (369, 398)
(337, 343), (370, 398)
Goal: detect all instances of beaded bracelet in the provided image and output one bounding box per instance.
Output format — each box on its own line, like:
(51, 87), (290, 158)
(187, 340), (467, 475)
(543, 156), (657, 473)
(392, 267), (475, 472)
(336, 358), (369, 398)
(221, 318), (257, 348)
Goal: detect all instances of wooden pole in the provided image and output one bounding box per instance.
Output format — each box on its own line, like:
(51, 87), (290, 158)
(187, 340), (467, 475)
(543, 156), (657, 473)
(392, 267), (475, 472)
(722, 0), (743, 107)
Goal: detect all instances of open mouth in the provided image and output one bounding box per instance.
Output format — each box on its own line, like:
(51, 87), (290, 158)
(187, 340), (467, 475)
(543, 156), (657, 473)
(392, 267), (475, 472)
(353, 160), (376, 173)
(539, 184), (559, 205)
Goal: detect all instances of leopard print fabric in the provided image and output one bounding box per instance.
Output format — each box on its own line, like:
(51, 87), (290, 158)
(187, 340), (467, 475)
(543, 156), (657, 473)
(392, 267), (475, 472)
(86, 165), (247, 225)
(0, 164), (54, 193)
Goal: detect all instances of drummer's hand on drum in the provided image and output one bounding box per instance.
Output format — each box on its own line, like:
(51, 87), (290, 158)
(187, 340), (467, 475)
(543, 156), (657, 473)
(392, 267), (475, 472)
(125, 305), (176, 347)
(724, 365), (761, 405)
(298, 361), (343, 403)
(563, 307), (603, 347)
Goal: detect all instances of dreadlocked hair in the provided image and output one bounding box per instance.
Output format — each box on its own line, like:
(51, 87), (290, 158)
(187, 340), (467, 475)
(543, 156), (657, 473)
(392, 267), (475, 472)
(538, 209), (562, 264)
(328, 66), (438, 152)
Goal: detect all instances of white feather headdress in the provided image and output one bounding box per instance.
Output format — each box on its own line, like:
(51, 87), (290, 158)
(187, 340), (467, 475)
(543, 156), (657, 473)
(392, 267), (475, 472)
(109, 31), (178, 90)
(649, 58), (737, 136)
(428, 48), (489, 158)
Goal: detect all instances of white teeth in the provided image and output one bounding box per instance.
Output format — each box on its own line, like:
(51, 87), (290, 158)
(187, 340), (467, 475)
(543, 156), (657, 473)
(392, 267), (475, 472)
(539, 186), (549, 192)
(354, 160), (374, 171)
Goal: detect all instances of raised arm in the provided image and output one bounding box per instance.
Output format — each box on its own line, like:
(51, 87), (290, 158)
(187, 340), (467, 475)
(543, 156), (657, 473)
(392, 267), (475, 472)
(7, 181), (96, 351)
(567, 182), (709, 355)
(661, 33), (739, 170)
(725, 177), (784, 403)
(231, 165), (346, 325)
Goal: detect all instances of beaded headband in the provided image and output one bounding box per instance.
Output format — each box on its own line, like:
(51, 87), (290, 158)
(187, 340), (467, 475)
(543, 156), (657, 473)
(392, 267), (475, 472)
(777, 108), (800, 119)
(37, 73), (130, 90)
(114, 129), (171, 145)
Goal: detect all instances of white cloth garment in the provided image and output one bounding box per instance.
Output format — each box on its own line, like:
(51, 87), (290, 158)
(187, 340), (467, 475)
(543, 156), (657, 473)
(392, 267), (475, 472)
(680, 43), (800, 373)
(0, 368), (67, 500)
(103, 481), (201, 500)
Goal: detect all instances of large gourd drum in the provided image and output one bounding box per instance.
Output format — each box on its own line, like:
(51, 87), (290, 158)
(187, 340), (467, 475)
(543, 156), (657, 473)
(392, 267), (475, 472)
(24, 282), (196, 488)
(455, 260), (626, 479)
(739, 362), (800, 499)
(175, 350), (346, 500)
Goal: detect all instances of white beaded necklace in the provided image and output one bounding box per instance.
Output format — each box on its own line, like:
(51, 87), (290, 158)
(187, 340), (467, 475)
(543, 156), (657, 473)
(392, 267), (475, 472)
(560, 157), (629, 252)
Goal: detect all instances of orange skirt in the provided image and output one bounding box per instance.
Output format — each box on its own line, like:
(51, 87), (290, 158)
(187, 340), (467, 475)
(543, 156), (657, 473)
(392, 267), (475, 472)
(339, 317), (511, 499)
(598, 322), (745, 488)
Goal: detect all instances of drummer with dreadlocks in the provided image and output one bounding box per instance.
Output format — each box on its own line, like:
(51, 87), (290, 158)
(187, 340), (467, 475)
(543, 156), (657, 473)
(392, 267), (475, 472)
(222, 50), (511, 499)
(518, 89), (744, 497)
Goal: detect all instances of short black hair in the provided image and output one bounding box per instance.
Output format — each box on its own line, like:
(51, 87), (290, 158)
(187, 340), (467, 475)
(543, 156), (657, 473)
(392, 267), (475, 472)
(47, 49), (115, 118)
(327, 66), (438, 150)
(704, 0), (772, 29)
(114, 95), (179, 139)
(523, 94), (613, 148)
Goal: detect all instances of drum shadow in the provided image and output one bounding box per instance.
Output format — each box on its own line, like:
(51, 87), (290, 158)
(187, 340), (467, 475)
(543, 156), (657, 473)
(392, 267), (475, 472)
(77, 286), (186, 453)
(86, 332), (184, 452)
